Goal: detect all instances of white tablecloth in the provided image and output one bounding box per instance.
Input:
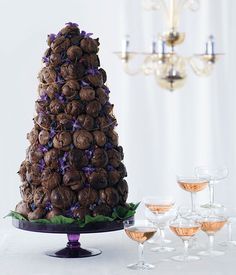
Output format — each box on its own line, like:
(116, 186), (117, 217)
(0, 222), (236, 275)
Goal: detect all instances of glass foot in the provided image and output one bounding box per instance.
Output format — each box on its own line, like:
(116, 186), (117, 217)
(151, 246), (175, 253)
(127, 262), (155, 270)
(201, 203), (223, 209)
(220, 240), (236, 247)
(198, 250), (225, 256)
(171, 255), (200, 262)
(46, 234), (102, 258)
(148, 238), (171, 244)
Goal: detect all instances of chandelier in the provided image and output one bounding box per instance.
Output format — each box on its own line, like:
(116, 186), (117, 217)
(115, 0), (223, 91)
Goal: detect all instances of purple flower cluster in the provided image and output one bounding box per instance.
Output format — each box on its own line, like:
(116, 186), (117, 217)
(59, 152), (69, 174)
(66, 22), (79, 27)
(40, 93), (49, 102)
(55, 92), (66, 103)
(81, 30), (93, 38)
(106, 165), (114, 172)
(45, 202), (53, 211)
(56, 75), (65, 85)
(38, 159), (46, 172)
(85, 148), (94, 159)
(104, 143), (113, 150)
(80, 80), (90, 87)
(72, 120), (81, 131)
(87, 68), (99, 76)
(42, 56), (50, 65)
(104, 86), (111, 95)
(82, 166), (96, 175)
(39, 145), (49, 153)
(48, 33), (56, 42)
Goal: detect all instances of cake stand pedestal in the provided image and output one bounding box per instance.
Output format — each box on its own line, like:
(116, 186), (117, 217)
(12, 218), (128, 258)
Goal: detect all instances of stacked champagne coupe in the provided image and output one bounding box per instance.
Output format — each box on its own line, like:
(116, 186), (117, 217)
(123, 165), (235, 270)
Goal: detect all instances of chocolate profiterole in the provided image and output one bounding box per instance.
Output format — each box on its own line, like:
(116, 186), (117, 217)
(15, 23), (129, 221)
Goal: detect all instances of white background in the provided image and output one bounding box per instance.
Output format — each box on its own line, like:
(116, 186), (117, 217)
(0, 0), (235, 224)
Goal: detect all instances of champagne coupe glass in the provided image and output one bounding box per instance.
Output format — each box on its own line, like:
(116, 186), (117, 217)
(198, 209), (227, 256)
(177, 176), (209, 217)
(169, 217), (201, 261)
(195, 166), (228, 208)
(219, 207), (236, 247)
(124, 219), (157, 270)
(144, 197), (175, 252)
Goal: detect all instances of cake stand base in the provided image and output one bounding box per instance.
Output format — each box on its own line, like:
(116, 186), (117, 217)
(46, 233), (101, 258)
(12, 217), (131, 258)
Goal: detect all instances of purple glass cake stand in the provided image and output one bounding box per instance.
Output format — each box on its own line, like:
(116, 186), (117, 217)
(12, 218), (130, 258)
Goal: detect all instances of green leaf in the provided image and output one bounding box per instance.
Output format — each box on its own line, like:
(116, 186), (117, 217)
(4, 211), (27, 221)
(50, 215), (75, 224)
(6, 201), (139, 226)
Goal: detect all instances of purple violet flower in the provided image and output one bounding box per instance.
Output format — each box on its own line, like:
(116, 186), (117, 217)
(87, 68), (99, 76)
(59, 152), (69, 174)
(55, 93), (66, 103)
(42, 56), (50, 65)
(72, 120), (81, 131)
(104, 86), (111, 95)
(105, 143), (113, 150)
(30, 203), (36, 211)
(48, 33), (56, 42)
(38, 159), (46, 172)
(66, 22), (79, 27)
(85, 149), (94, 159)
(49, 127), (56, 138)
(56, 75), (65, 85)
(82, 166), (96, 175)
(107, 165), (114, 172)
(40, 93), (49, 102)
(81, 30), (93, 38)
(39, 145), (49, 153)
(45, 202), (53, 211)
(80, 80), (90, 87)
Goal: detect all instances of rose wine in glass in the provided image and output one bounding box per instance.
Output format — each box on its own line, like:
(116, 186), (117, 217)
(177, 176), (208, 217)
(124, 219), (157, 270)
(198, 213), (227, 256)
(144, 197), (175, 252)
(169, 214), (201, 262)
(195, 166), (228, 208)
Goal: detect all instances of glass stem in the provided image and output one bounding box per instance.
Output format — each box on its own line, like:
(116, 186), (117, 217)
(138, 243), (144, 266)
(183, 239), (189, 261)
(209, 182), (215, 206)
(191, 192), (197, 213)
(208, 234), (214, 254)
(159, 228), (165, 247)
(228, 222), (232, 242)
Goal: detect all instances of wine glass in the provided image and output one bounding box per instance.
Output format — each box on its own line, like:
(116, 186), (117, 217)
(198, 209), (227, 256)
(169, 216), (201, 261)
(195, 165), (228, 208)
(124, 219), (157, 270)
(219, 207), (236, 247)
(144, 197), (175, 252)
(177, 175), (208, 217)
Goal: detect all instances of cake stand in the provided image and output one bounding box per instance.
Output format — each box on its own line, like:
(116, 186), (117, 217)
(12, 217), (130, 258)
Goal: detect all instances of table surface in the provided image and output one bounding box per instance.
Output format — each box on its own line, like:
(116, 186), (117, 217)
(1, 221), (236, 275)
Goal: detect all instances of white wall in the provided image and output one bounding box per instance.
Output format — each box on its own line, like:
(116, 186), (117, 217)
(0, 0), (235, 225)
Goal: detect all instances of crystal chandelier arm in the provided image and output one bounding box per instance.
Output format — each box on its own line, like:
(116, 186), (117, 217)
(122, 62), (141, 75)
(142, 0), (169, 21)
(180, 0), (200, 11)
(188, 56), (213, 77)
